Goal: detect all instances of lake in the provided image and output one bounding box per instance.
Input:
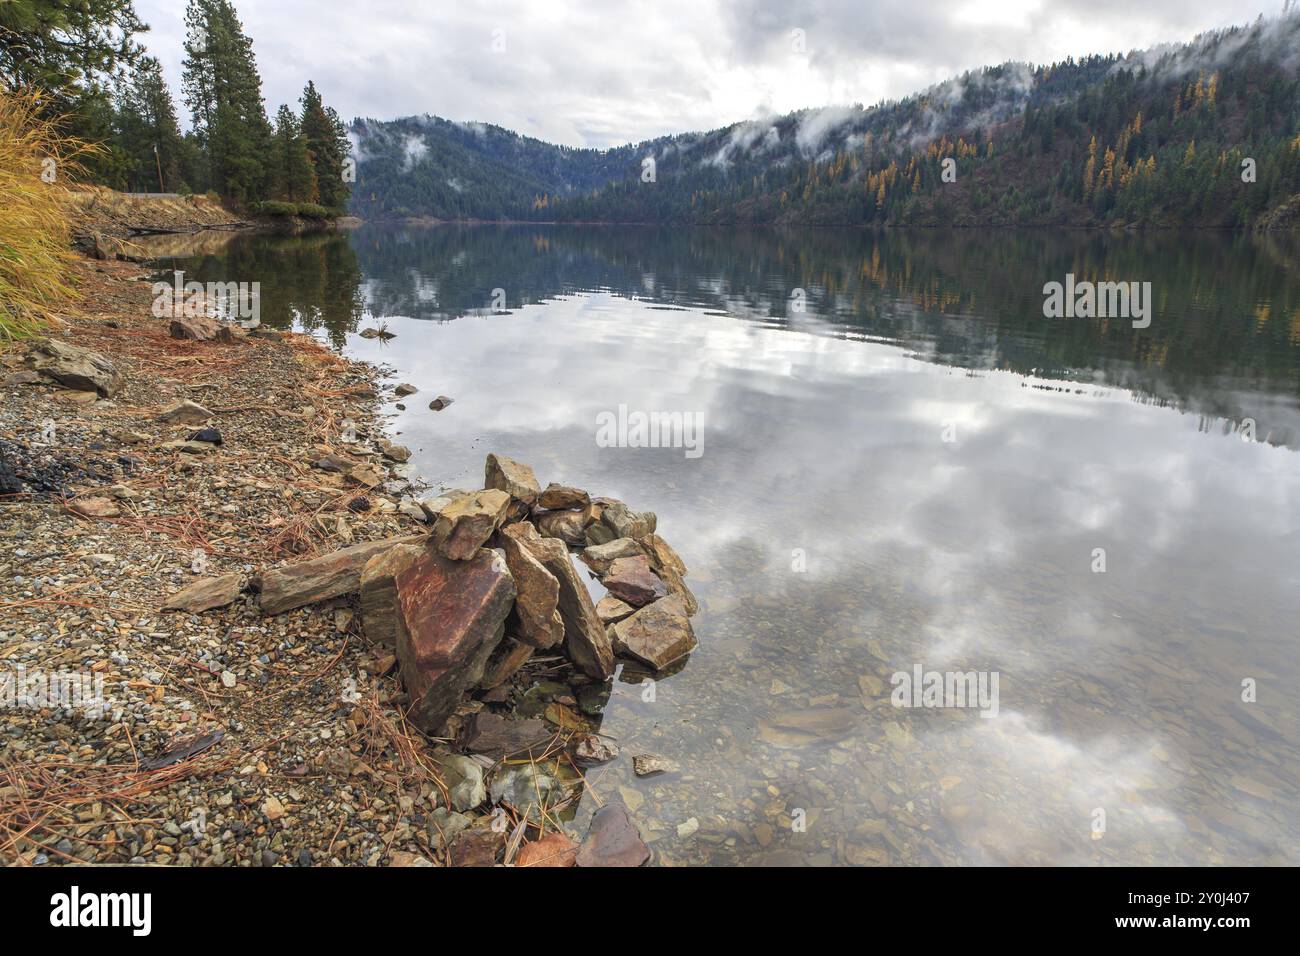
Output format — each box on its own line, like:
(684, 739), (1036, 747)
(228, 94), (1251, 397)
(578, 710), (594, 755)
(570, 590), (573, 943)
(163, 224), (1300, 865)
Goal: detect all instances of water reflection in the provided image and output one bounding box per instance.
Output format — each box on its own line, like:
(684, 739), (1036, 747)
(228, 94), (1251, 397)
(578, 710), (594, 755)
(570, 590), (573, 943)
(169, 225), (1300, 865)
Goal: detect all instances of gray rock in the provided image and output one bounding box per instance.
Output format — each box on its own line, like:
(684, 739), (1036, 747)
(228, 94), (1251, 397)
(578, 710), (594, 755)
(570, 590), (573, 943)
(436, 755), (487, 811)
(26, 339), (124, 397)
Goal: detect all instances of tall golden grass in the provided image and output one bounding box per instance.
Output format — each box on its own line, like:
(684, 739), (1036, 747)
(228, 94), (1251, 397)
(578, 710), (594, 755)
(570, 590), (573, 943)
(0, 89), (98, 340)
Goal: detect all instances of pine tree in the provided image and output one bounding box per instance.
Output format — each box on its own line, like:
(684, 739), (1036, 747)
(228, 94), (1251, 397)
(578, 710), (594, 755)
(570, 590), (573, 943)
(269, 105), (318, 202)
(0, 0), (145, 103)
(116, 56), (191, 192)
(299, 81), (350, 210)
(181, 0), (272, 203)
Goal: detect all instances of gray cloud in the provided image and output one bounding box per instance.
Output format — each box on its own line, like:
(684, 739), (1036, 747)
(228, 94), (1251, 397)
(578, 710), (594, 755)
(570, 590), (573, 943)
(134, 0), (1280, 148)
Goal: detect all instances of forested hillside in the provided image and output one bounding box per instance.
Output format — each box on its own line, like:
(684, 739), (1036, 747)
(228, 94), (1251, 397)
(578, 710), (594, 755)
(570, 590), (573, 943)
(349, 13), (1300, 228)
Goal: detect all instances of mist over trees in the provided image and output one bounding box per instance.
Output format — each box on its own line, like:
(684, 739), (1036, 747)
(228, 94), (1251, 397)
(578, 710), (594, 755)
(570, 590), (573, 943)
(349, 13), (1300, 229)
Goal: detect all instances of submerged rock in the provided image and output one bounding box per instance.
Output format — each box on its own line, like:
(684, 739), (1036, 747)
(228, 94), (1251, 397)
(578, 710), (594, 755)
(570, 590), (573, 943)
(757, 708), (858, 748)
(631, 753), (678, 776)
(575, 804), (650, 867)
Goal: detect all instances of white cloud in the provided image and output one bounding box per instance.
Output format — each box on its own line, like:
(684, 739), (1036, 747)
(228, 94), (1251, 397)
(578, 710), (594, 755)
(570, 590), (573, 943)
(134, 0), (1280, 148)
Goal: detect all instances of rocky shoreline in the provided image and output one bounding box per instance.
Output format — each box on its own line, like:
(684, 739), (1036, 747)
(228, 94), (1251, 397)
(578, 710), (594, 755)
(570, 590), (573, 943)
(0, 250), (696, 867)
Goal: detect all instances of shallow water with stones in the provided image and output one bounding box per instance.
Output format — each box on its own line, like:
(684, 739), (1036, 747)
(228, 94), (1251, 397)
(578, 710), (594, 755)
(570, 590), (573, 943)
(160, 224), (1300, 865)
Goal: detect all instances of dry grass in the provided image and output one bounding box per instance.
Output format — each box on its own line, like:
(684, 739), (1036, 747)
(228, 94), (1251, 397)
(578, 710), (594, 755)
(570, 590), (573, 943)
(0, 88), (98, 340)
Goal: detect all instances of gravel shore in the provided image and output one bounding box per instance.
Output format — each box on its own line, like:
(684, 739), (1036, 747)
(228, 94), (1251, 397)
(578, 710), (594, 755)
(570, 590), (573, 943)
(0, 253), (453, 866)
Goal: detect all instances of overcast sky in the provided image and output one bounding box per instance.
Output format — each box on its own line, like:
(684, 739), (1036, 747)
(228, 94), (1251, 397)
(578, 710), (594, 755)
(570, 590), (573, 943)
(134, 0), (1279, 148)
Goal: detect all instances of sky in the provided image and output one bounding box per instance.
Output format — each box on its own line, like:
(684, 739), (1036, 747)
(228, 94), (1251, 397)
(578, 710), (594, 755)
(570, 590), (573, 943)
(134, 0), (1282, 148)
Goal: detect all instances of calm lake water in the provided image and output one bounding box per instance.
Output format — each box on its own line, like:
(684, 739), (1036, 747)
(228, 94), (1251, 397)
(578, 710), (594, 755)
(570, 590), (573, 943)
(166, 225), (1300, 865)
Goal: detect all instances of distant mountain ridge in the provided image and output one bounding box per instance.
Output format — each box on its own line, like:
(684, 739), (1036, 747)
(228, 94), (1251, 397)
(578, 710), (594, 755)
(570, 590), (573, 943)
(348, 13), (1300, 228)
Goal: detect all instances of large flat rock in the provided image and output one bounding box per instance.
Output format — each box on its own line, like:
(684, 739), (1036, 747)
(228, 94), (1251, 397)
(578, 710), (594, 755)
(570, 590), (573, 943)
(26, 339), (124, 398)
(395, 548), (516, 732)
(257, 535), (426, 615)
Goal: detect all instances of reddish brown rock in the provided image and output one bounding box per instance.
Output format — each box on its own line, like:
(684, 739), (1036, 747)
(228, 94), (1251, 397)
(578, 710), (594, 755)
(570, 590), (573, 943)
(484, 453), (541, 506)
(163, 573), (245, 613)
(515, 831), (577, 868)
(575, 804), (650, 867)
(157, 399), (213, 424)
(601, 555), (668, 607)
(534, 509), (588, 547)
(538, 483), (590, 510)
(497, 525), (564, 648)
(611, 594), (697, 670)
(458, 712), (552, 759)
(169, 315), (244, 342)
(448, 826), (505, 867)
(396, 548), (516, 732)
(358, 543), (426, 646)
(431, 489), (511, 560)
(504, 522), (614, 679)
(257, 535), (425, 615)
